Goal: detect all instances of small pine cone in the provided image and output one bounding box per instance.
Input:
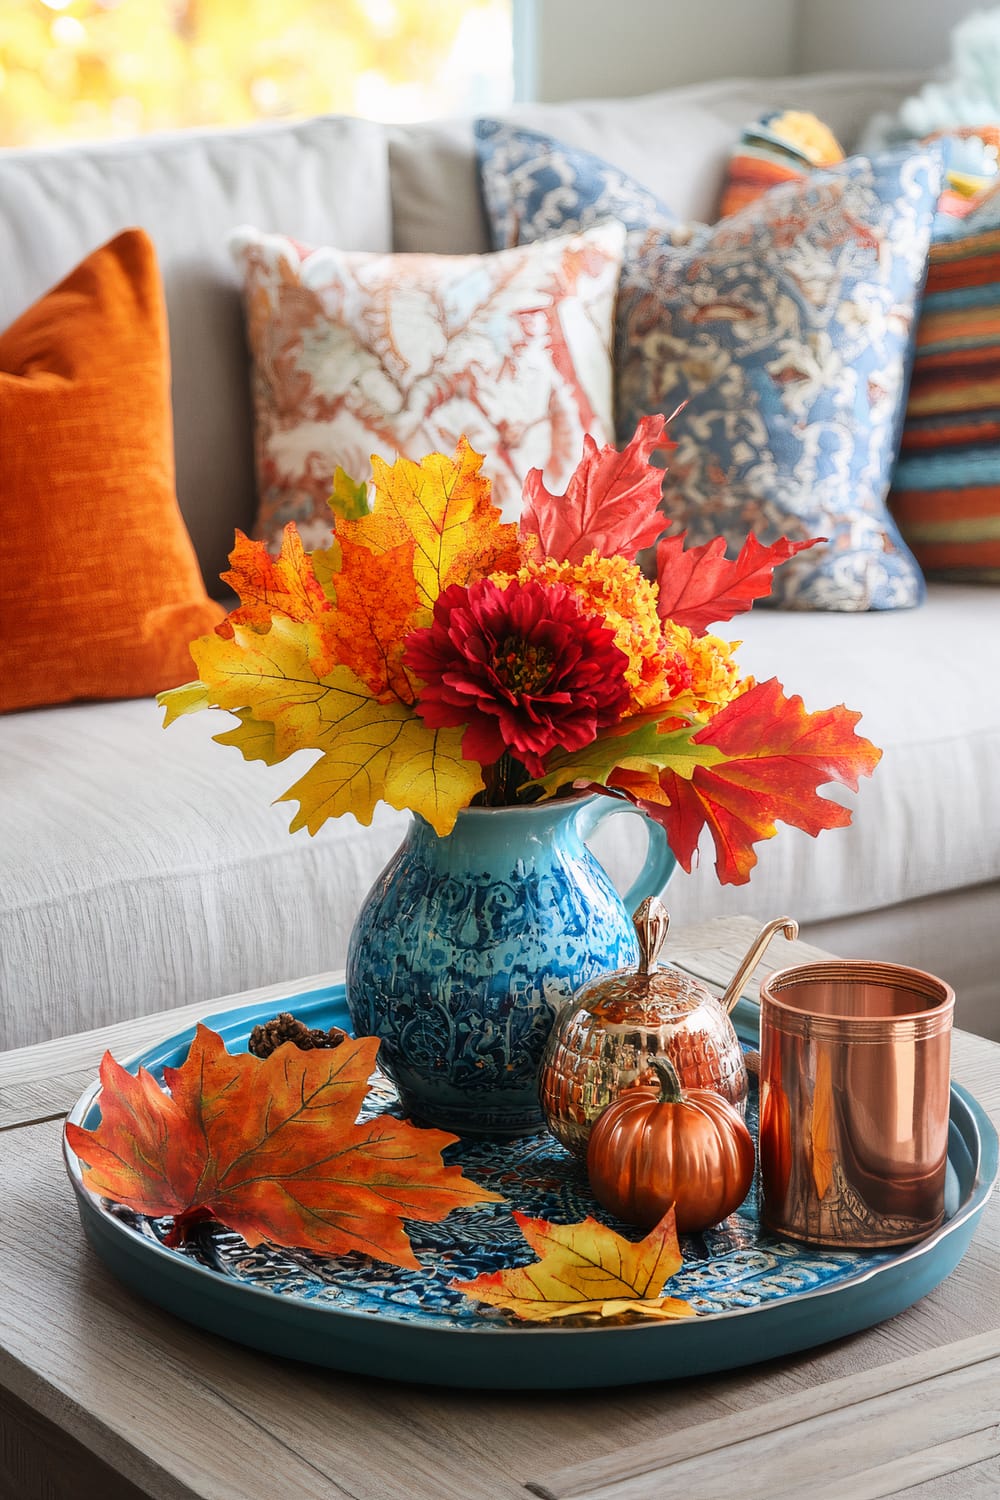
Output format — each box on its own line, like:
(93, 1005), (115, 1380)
(248, 1011), (347, 1058)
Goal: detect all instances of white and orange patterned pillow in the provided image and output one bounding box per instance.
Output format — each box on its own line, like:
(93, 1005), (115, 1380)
(229, 223), (626, 548)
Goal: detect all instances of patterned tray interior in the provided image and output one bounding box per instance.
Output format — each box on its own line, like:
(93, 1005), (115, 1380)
(92, 1005), (958, 1331)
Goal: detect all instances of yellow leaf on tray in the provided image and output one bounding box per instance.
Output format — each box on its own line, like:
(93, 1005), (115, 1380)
(451, 1207), (697, 1323)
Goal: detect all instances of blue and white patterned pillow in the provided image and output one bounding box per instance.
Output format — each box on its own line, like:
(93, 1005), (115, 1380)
(476, 122), (941, 610)
(475, 118), (676, 249)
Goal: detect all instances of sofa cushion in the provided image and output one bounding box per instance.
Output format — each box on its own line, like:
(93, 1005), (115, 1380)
(718, 109), (845, 218)
(889, 180), (1000, 582)
(389, 70), (929, 255)
(0, 115), (392, 595)
(720, 114), (1000, 586)
(3, 586), (997, 1049)
(229, 222), (624, 540)
(0, 230), (225, 713)
(477, 124), (940, 610)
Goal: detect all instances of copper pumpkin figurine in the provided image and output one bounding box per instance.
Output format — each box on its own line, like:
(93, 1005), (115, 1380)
(538, 898), (798, 1157)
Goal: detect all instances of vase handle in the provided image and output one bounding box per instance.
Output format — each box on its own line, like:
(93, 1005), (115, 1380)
(574, 796), (677, 913)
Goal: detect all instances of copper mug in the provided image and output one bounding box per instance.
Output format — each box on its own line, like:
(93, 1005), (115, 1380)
(758, 961), (954, 1249)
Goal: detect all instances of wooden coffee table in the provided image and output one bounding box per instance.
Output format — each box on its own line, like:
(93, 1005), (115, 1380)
(1, 917), (998, 1500)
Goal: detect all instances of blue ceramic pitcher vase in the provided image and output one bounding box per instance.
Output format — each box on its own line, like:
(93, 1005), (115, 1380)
(345, 794), (676, 1138)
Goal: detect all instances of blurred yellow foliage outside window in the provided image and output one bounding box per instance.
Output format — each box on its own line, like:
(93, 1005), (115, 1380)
(0, 0), (513, 146)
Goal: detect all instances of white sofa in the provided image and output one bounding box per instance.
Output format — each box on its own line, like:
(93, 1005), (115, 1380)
(2, 70), (998, 1050)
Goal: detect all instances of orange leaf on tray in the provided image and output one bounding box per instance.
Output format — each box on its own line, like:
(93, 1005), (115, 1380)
(451, 1206), (696, 1323)
(65, 1025), (501, 1269)
(217, 525), (331, 637)
(652, 677), (882, 884)
(520, 411), (677, 566)
(655, 531), (821, 635)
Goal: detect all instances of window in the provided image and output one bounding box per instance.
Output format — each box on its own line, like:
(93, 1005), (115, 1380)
(0, 0), (514, 147)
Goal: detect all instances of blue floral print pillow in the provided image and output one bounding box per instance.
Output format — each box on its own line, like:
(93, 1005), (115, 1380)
(476, 122), (941, 610)
(475, 118), (676, 250)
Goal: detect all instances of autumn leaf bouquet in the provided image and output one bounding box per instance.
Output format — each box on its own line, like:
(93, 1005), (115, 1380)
(160, 414), (880, 883)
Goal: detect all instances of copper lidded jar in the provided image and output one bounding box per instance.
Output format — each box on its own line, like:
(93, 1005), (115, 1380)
(539, 898), (798, 1156)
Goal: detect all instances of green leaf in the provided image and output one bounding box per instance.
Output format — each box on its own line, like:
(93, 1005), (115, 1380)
(328, 465), (370, 521)
(530, 716), (725, 797)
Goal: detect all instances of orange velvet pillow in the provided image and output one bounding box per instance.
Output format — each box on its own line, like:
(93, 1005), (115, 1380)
(0, 229), (224, 713)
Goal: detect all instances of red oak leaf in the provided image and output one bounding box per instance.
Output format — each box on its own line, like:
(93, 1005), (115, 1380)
(217, 525), (331, 637)
(646, 678), (882, 884)
(520, 413), (677, 565)
(65, 1025), (500, 1269)
(655, 532), (821, 635)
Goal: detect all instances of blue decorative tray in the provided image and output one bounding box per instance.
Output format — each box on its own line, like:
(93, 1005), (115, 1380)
(63, 985), (998, 1389)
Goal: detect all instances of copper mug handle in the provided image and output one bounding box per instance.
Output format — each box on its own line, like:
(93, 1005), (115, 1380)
(721, 916), (799, 1015)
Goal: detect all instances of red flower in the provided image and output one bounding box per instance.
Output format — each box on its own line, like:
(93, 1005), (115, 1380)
(405, 578), (631, 776)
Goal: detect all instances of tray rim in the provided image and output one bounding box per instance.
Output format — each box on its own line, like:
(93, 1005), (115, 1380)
(62, 984), (1000, 1344)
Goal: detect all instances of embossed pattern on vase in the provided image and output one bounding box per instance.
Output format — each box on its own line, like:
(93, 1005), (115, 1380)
(346, 801), (646, 1138)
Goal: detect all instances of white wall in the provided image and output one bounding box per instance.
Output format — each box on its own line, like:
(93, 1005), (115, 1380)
(516, 0), (798, 102)
(519, 0), (991, 102)
(795, 0), (985, 75)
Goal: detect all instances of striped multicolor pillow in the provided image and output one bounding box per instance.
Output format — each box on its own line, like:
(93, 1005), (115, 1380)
(889, 181), (1000, 582)
(718, 111), (844, 218)
(721, 120), (1000, 583)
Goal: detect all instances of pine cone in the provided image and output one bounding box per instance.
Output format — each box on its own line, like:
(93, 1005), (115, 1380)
(247, 1011), (347, 1059)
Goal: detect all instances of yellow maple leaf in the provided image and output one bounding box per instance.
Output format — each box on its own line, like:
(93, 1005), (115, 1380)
(212, 709), (281, 766)
(338, 440), (521, 612)
(282, 717), (483, 836)
(451, 1208), (696, 1323)
(158, 678), (214, 726)
(191, 616), (329, 758)
(183, 614), (482, 833)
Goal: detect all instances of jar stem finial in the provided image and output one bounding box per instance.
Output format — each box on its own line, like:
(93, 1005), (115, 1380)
(633, 896), (670, 975)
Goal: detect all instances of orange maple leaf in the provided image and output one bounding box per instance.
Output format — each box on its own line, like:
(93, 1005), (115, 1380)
(655, 532), (821, 635)
(520, 412), (676, 566)
(217, 525), (331, 637)
(451, 1207), (695, 1323)
(65, 1025), (501, 1270)
(338, 439), (521, 612)
(309, 534), (423, 702)
(654, 677), (882, 884)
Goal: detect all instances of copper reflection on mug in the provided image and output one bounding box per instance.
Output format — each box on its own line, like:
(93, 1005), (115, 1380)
(758, 961), (954, 1249)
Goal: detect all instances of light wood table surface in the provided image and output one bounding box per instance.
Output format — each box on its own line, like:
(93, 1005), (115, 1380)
(1, 917), (998, 1500)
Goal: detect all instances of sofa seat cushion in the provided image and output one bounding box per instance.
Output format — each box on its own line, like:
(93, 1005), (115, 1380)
(2, 585), (996, 1049)
(658, 583), (1000, 932)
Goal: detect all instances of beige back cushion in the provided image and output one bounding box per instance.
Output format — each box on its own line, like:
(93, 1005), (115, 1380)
(1, 73), (924, 590)
(0, 116), (392, 593)
(389, 69), (929, 254)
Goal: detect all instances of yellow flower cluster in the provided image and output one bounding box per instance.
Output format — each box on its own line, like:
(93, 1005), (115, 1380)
(660, 617), (747, 719)
(499, 553), (745, 719)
